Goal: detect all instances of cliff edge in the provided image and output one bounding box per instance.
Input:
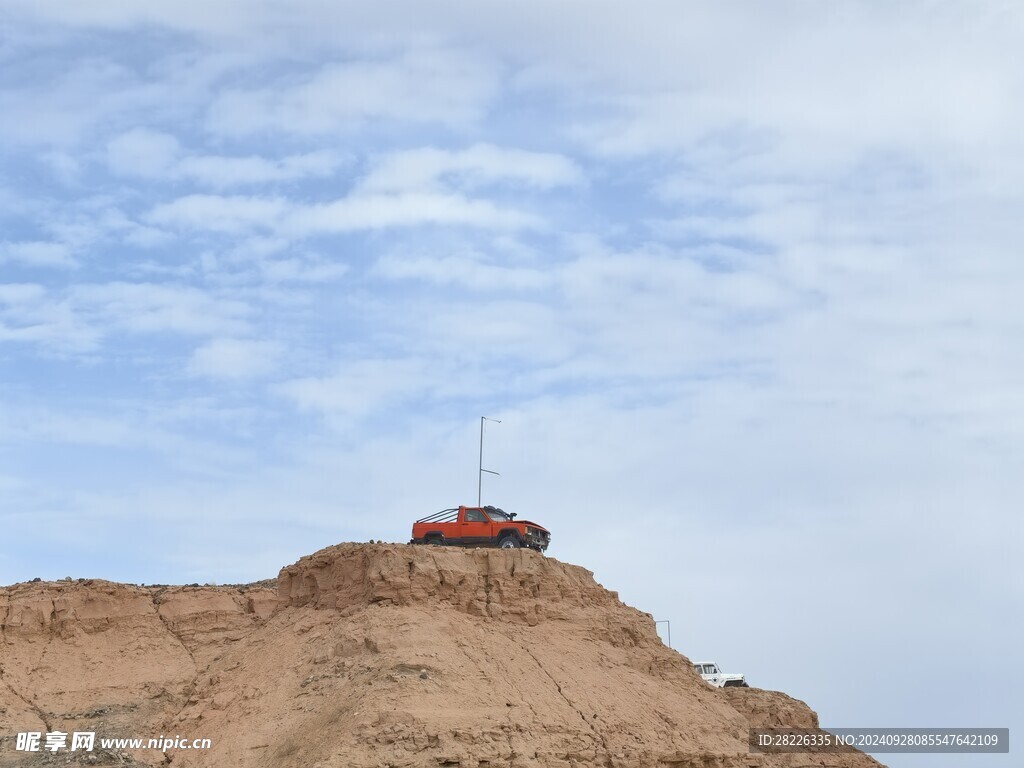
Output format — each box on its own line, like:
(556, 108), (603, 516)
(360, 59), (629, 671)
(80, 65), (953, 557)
(0, 544), (881, 768)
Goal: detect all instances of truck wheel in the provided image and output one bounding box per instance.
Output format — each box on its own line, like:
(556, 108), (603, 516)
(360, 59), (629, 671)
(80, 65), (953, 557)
(425, 535), (443, 547)
(498, 536), (521, 549)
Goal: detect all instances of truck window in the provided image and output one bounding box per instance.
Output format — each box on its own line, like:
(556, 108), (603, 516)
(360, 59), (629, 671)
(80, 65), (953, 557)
(484, 508), (511, 522)
(465, 509), (487, 522)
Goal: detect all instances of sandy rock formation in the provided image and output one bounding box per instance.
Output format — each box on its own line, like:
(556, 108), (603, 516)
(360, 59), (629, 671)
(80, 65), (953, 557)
(0, 579), (274, 766)
(1, 545), (882, 768)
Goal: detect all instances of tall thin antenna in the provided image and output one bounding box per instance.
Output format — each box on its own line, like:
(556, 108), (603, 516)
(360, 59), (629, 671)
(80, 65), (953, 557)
(656, 620), (672, 649)
(478, 416), (501, 505)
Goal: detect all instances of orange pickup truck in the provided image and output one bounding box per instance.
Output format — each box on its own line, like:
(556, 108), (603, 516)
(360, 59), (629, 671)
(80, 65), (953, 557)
(410, 506), (551, 552)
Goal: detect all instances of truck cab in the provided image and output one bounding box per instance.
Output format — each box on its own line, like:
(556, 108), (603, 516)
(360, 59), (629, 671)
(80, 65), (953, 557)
(410, 506), (551, 552)
(693, 661), (748, 688)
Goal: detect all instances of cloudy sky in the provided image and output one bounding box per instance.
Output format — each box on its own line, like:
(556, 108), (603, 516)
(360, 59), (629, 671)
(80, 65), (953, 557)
(1, 2), (1021, 764)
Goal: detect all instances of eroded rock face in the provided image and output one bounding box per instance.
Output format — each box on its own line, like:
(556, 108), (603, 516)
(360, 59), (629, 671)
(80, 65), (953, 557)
(0, 579), (275, 767)
(721, 687), (820, 730)
(277, 543), (648, 640)
(1, 546), (883, 768)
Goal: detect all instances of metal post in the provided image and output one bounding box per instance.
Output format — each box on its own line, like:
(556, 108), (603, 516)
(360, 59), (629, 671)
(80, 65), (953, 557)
(656, 620), (671, 649)
(478, 416), (501, 506)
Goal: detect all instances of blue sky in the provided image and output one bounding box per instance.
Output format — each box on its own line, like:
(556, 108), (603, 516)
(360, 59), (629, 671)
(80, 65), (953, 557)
(1, 2), (1021, 765)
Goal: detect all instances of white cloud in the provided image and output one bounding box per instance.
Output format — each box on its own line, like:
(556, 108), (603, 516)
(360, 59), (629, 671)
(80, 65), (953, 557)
(374, 249), (551, 292)
(147, 195), (290, 234)
(1, 281), (253, 353)
(176, 149), (346, 188)
(70, 282), (251, 336)
(197, 236), (350, 284)
(286, 192), (540, 234)
(146, 191), (539, 236)
(41, 151), (84, 185)
(277, 358), (429, 419)
(0, 59), (138, 147)
(0, 283), (47, 304)
(107, 129), (347, 188)
(4, 0), (257, 37)
(206, 49), (497, 136)
(0, 240), (77, 268)
(358, 144), (582, 193)
(258, 255), (349, 284)
(557, 4), (1024, 184)
(370, 242), (795, 382)
(0, 28), (252, 150)
(0, 284), (98, 350)
(107, 128), (181, 177)
(187, 337), (283, 379)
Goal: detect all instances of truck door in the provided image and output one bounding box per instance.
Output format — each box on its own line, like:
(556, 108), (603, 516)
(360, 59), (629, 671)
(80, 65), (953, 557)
(708, 665), (720, 686)
(461, 508), (490, 545)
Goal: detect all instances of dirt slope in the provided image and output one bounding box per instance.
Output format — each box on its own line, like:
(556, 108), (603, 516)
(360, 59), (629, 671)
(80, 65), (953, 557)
(0, 544), (882, 767)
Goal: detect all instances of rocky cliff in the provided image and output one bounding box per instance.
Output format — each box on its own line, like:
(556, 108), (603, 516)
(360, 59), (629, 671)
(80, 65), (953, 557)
(0, 544), (881, 767)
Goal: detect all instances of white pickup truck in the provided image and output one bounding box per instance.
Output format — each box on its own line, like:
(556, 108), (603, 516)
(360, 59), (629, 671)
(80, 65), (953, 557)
(693, 661), (748, 687)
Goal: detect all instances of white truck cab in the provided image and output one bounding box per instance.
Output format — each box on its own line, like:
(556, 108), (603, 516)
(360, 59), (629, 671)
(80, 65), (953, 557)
(693, 661), (747, 688)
